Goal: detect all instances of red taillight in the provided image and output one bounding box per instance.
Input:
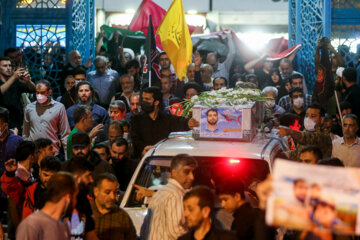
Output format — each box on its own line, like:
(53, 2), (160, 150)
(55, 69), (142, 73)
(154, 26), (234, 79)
(229, 159), (241, 164)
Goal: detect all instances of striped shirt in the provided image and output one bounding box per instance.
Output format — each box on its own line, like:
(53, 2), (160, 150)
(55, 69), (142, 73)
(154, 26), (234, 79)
(148, 178), (187, 240)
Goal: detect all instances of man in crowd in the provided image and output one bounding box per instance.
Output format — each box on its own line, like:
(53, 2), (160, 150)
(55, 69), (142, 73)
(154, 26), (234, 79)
(216, 177), (259, 240)
(109, 100), (126, 121)
(125, 93), (140, 120)
(0, 57), (35, 131)
(244, 54), (273, 89)
(112, 75), (135, 112)
(59, 50), (92, 94)
(63, 156), (98, 240)
(34, 138), (56, 167)
(91, 173), (137, 239)
(87, 56), (120, 108)
(0, 107), (23, 175)
(332, 114), (360, 167)
(200, 64), (214, 88)
(60, 66), (87, 109)
(93, 143), (110, 161)
(299, 145), (323, 164)
(262, 87), (285, 119)
(332, 101), (352, 137)
(179, 186), (236, 240)
(71, 132), (113, 179)
(213, 77), (227, 90)
(23, 80), (70, 156)
(342, 67), (360, 118)
(278, 74), (312, 111)
(288, 87), (306, 129)
(4, 48), (23, 69)
(147, 154), (197, 240)
(206, 31), (235, 80)
(159, 52), (177, 92)
(16, 172), (77, 240)
(109, 137), (136, 191)
(278, 103), (332, 160)
(67, 105), (103, 159)
(161, 75), (174, 108)
(67, 81), (110, 129)
(126, 60), (141, 91)
(131, 87), (199, 158)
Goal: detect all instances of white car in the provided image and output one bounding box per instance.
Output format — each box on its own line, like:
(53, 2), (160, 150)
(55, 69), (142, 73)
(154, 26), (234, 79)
(120, 130), (288, 234)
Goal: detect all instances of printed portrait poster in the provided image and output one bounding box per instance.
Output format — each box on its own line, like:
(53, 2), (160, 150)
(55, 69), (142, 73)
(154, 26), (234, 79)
(266, 159), (360, 236)
(199, 107), (243, 139)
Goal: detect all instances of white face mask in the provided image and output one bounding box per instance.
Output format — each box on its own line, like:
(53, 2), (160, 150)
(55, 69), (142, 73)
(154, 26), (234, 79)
(304, 117), (316, 131)
(123, 132), (129, 140)
(265, 100), (275, 108)
(36, 94), (48, 104)
(293, 97), (304, 109)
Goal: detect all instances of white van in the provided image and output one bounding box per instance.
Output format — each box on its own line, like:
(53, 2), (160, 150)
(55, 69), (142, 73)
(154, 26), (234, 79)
(120, 130), (288, 234)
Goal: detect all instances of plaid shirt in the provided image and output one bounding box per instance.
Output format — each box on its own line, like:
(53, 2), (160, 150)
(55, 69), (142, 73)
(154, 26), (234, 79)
(90, 202), (137, 240)
(278, 93), (312, 112)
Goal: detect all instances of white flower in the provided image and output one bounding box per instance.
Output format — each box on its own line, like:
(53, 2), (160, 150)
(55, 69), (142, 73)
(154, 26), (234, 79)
(190, 95), (199, 103)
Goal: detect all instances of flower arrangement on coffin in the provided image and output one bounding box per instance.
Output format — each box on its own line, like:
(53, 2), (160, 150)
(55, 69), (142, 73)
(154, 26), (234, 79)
(178, 87), (272, 118)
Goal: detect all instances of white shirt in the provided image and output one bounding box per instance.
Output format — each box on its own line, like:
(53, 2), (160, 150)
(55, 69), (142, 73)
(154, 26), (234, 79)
(332, 137), (360, 167)
(148, 178), (187, 240)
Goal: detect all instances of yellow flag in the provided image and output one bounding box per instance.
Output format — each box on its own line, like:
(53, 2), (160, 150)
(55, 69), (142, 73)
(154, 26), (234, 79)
(157, 0), (193, 81)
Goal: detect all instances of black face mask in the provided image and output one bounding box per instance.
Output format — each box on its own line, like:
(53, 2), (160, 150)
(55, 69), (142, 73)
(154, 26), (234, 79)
(141, 101), (155, 114)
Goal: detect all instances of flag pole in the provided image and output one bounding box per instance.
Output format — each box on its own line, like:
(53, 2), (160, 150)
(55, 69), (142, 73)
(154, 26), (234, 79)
(148, 15), (152, 87)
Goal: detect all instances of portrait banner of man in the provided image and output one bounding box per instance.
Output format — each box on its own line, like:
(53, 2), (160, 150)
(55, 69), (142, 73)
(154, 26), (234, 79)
(199, 107), (243, 139)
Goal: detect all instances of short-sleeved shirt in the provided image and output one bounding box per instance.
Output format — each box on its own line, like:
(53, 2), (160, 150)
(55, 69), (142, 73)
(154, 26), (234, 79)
(0, 80), (31, 129)
(16, 211), (70, 240)
(67, 103), (110, 129)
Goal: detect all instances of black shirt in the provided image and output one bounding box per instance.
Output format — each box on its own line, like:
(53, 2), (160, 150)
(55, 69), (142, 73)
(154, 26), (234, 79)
(231, 202), (259, 240)
(130, 110), (190, 158)
(34, 183), (46, 210)
(0, 80), (31, 130)
(111, 157), (138, 192)
(343, 84), (360, 119)
(76, 188), (95, 234)
(178, 224), (236, 240)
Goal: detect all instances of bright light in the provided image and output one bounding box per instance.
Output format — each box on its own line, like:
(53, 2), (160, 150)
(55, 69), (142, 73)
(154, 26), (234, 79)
(107, 13), (135, 26)
(125, 9), (136, 14)
(185, 14), (206, 27)
(236, 31), (288, 53)
(229, 159), (241, 164)
(188, 10), (198, 14)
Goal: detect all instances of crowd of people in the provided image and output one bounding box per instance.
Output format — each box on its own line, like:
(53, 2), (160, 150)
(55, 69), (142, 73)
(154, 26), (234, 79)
(0, 30), (358, 240)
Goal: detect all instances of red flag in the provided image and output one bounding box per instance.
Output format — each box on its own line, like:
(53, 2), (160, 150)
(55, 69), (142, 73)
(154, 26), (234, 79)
(129, 0), (166, 36)
(129, 0), (195, 49)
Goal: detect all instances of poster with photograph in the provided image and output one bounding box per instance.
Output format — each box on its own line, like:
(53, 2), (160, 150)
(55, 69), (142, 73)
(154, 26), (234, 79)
(266, 159), (360, 235)
(199, 107), (243, 139)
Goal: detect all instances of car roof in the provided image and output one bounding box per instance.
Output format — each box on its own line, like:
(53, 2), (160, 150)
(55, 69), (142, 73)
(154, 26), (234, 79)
(150, 131), (275, 160)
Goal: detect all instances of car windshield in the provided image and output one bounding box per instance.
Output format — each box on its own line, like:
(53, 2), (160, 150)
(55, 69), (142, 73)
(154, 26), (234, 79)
(125, 156), (270, 207)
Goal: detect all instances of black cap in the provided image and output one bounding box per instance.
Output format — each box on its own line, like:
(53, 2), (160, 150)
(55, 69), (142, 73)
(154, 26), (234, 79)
(71, 131), (90, 149)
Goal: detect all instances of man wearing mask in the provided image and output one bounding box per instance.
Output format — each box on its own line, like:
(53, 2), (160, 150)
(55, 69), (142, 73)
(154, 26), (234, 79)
(288, 87), (306, 129)
(277, 103), (332, 160)
(130, 87), (199, 158)
(16, 172), (78, 240)
(23, 80), (70, 156)
(278, 73), (312, 111)
(66, 81), (110, 129)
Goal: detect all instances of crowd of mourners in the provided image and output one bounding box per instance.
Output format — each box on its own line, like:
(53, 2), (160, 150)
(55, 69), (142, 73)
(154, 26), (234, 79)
(0, 29), (359, 240)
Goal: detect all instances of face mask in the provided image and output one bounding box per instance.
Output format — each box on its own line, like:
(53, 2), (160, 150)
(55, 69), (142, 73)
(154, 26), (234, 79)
(304, 117), (316, 131)
(123, 132), (129, 140)
(140, 101), (154, 114)
(36, 94), (48, 104)
(265, 100), (275, 108)
(293, 97), (304, 108)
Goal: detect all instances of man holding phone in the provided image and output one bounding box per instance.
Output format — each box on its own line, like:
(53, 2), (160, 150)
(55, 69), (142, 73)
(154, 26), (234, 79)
(0, 57), (35, 132)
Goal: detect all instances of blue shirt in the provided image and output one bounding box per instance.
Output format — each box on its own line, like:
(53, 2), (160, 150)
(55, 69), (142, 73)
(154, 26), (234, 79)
(87, 69), (120, 107)
(0, 132), (23, 174)
(67, 104), (110, 129)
